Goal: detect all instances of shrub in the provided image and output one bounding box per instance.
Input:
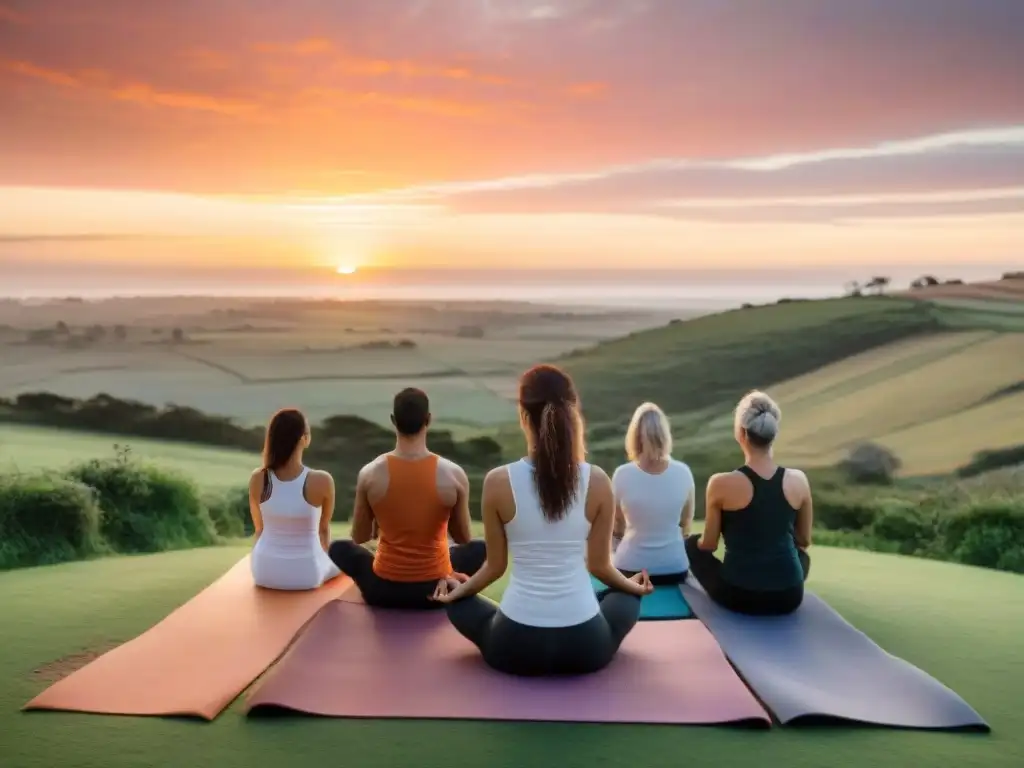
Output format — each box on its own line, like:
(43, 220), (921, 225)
(205, 486), (253, 539)
(957, 444), (1024, 478)
(869, 499), (938, 555)
(0, 473), (105, 570)
(839, 442), (902, 485)
(814, 494), (879, 531)
(68, 458), (217, 553)
(944, 500), (1024, 573)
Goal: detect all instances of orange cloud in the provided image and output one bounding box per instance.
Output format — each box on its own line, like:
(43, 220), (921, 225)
(2, 58), (256, 116)
(181, 48), (235, 72)
(253, 38), (518, 88)
(253, 38), (335, 56)
(288, 85), (500, 120)
(3, 60), (78, 87)
(338, 58), (518, 87)
(566, 81), (608, 99)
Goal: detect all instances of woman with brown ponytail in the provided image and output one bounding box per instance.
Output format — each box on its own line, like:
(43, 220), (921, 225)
(431, 364), (653, 676)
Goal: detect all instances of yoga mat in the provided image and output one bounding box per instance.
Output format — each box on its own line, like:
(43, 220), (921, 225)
(681, 580), (990, 731)
(245, 601), (771, 727)
(24, 556), (350, 720)
(589, 575), (692, 620)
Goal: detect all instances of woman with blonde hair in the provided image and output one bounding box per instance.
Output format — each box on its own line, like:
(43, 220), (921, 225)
(686, 390), (813, 616)
(611, 402), (695, 583)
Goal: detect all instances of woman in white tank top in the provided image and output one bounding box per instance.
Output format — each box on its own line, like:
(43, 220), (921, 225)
(248, 408), (340, 591)
(430, 365), (653, 677)
(612, 402), (694, 581)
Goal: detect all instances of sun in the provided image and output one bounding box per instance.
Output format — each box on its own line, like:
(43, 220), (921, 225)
(335, 265), (358, 275)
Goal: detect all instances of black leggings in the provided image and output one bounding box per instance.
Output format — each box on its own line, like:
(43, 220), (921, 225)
(684, 534), (810, 616)
(445, 590), (642, 676)
(328, 539), (486, 610)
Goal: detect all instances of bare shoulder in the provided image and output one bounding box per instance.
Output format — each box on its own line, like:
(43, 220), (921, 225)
(482, 465), (510, 493)
(437, 456), (469, 484)
(588, 464), (612, 492)
(358, 454), (389, 481)
(783, 467), (811, 490)
(248, 468), (265, 490)
(706, 471), (732, 488)
(307, 468), (335, 490)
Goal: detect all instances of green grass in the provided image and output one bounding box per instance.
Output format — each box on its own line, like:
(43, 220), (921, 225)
(562, 297), (943, 429)
(2, 543), (1021, 768)
(0, 424), (256, 489)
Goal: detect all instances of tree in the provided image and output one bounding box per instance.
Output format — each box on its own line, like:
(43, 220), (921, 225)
(171, 328), (185, 344)
(113, 324), (128, 341)
(864, 276), (891, 295)
(54, 321), (69, 335)
(911, 275), (940, 289)
(843, 280), (863, 297)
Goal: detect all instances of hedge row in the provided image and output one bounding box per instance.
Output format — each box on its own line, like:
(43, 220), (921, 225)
(0, 459), (251, 571)
(814, 493), (1024, 573)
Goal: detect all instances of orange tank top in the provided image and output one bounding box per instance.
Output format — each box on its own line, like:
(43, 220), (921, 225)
(372, 454), (453, 582)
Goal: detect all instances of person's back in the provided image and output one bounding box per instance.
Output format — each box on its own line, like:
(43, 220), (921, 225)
(327, 387), (487, 608)
(433, 364), (653, 677)
(249, 409), (339, 591)
(685, 390), (812, 616)
(612, 459), (693, 577)
(372, 453), (453, 582)
(499, 459), (598, 627)
(720, 466), (803, 591)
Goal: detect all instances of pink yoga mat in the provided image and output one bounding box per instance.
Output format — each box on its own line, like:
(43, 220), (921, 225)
(245, 601), (771, 727)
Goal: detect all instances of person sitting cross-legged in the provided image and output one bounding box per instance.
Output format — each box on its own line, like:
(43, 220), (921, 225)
(327, 387), (486, 609)
(685, 390), (812, 616)
(611, 402), (695, 584)
(431, 365), (653, 677)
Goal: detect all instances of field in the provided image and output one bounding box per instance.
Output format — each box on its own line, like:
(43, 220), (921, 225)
(1, 542), (1021, 768)
(0, 424), (256, 489)
(686, 330), (1024, 475)
(0, 298), (680, 430)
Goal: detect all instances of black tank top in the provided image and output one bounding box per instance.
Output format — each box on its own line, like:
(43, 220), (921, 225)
(720, 466), (803, 591)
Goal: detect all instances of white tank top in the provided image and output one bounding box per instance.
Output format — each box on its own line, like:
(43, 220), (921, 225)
(256, 467), (321, 556)
(498, 459), (600, 628)
(612, 459), (693, 575)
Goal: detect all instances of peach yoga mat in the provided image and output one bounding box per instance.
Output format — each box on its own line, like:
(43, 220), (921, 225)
(23, 557), (353, 720)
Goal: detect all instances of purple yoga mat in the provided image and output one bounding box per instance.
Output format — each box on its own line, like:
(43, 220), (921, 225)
(681, 580), (989, 731)
(245, 601), (771, 727)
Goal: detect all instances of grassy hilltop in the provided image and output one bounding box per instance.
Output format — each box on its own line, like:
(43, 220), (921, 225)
(1, 286), (1023, 768)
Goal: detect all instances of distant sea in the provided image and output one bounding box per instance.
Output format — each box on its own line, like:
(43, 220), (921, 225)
(0, 264), (1015, 311)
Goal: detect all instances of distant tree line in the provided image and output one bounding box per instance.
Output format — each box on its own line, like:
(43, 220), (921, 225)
(0, 392), (502, 477)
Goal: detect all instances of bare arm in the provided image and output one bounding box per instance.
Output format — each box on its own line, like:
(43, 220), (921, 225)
(350, 466), (376, 545)
(313, 471), (335, 552)
(611, 467), (626, 539)
(680, 486), (695, 537)
(587, 469), (649, 596)
(793, 471), (813, 549)
(698, 474), (724, 551)
(248, 470), (265, 540)
(447, 463), (473, 545)
(440, 469), (509, 600)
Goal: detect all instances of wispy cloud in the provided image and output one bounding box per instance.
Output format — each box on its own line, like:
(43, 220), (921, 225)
(1, 58), (257, 115)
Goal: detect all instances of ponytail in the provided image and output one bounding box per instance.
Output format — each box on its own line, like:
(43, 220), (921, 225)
(534, 401), (581, 521)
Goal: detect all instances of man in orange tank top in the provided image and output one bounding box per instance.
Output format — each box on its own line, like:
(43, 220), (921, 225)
(328, 388), (487, 609)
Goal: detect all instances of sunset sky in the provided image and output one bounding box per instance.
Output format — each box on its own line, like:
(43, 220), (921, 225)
(1, 0), (1023, 275)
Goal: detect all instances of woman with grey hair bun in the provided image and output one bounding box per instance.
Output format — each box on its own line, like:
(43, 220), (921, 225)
(684, 390), (813, 615)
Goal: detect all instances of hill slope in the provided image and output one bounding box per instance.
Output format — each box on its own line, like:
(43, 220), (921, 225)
(562, 297), (943, 428)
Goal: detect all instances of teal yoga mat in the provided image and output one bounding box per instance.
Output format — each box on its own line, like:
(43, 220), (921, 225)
(590, 576), (692, 620)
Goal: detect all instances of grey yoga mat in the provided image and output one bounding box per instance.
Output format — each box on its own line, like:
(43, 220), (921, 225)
(681, 579), (990, 732)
